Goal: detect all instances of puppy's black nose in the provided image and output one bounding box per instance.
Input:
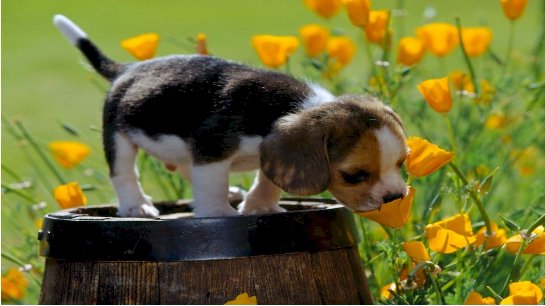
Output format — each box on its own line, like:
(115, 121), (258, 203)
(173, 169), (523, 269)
(383, 193), (404, 203)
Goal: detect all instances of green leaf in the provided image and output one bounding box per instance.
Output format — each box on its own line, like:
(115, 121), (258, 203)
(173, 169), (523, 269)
(499, 214), (521, 232)
(477, 167), (499, 195)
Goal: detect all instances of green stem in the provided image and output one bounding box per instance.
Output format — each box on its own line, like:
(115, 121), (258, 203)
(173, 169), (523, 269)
(444, 114), (457, 161)
(499, 238), (527, 296)
(448, 162), (492, 236)
(455, 17), (479, 95)
(503, 20), (516, 75)
(1, 183), (38, 203)
(486, 285), (503, 304)
(14, 120), (67, 185)
(527, 212), (545, 233)
(429, 273), (446, 305)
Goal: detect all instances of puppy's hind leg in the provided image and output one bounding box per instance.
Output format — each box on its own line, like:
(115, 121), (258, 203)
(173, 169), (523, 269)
(107, 132), (159, 218)
(238, 170), (285, 215)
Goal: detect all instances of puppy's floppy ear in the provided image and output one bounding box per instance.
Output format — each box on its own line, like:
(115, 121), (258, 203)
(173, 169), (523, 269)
(260, 111), (331, 195)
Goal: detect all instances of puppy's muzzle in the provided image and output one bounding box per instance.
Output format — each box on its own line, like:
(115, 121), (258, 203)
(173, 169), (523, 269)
(382, 192), (404, 204)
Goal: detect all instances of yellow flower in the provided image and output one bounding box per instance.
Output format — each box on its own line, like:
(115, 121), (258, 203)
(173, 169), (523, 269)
(417, 77), (453, 113)
(49, 141), (91, 169)
(380, 283), (396, 300)
(406, 136), (454, 177)
(364, 10), (390, 46)
(511, 147), (539, 177)
(500, 0), (528, 20)
(464, 291), (496, 305)
(399, 262), (427, 287)
(121, 33), (160, 60)
(416, 23), (459, 57)
(299, 24), (330, 58)
(53, 182), (87, 209)
(500, 281), (543, 305)
(402, 241), (431, 263)
(303, 0), (342, 19)
(357, 186), (415, 229)
(1, 268), (28, 301)
(324, 36), (356, 77)
(505, 225), (545, 255)
(485, 114), (509, 130)
(449, 70), (475, 93)
(225, 293), (257, 305)
(251, 35), (299, 69)
(476, 79), (496, 105)
(474, 221), (507, 250)
(342, 0), (371, 28)
(196, 33), (209, 56)
(396, 37), (426, 66)
(425, 214), (477, 254)
(461, 27), (493, 57)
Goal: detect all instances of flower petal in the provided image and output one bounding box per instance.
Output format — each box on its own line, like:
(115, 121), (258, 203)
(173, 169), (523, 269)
(357, 187), (415, 229)
(402, 241), (430, 262)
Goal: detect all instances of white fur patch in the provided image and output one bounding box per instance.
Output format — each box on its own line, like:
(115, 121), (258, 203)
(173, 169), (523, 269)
(301, 83), (335, 109)
(129, 131), (193, 166)
(53, 15), (88, 45)
(373, 127), (408, 197)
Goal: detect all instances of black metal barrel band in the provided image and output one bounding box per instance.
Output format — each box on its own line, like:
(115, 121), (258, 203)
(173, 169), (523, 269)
(38, 199), (360, 261)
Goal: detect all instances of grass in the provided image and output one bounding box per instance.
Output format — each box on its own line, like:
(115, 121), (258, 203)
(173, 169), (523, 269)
(2, 0), (545, 304)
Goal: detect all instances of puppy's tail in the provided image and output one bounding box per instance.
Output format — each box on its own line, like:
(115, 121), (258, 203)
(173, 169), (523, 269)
(53, 15), (123, 81)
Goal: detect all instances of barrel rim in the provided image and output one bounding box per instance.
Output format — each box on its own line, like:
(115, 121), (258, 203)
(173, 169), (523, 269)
(39, 198), (360, 261)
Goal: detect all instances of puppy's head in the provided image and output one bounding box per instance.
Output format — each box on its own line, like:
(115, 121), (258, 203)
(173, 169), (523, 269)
(260, 95), (408, 211)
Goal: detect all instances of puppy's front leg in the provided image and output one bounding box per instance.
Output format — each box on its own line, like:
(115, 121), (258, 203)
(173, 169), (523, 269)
(238, 170), (285, 215)
(191, 161), (240, 217)
(109, 133), (159, 218)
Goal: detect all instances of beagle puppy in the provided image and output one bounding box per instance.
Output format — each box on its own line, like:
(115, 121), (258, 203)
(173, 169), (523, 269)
(53, 15), (409, 218)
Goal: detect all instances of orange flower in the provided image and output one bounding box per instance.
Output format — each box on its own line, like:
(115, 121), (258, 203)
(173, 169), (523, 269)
(500, 281), (543, 305)
(406, 136), (453, 177)
(417, 77), (453, 113)
(416, 23), (459, 57)
(399, 262), (427, 287)
(303, 0), (342, 19)
(49, 141), (91, 168)
(449, 70), (475, 93)
(324, 36), (356, 77)
(485, 114), (509, 130)
(342, 0), (371, 28)
(425, 214), (476, 254)
(121, 33), (159, 60)
(357, 186), (415, 229)
(53, 182), (87, 209)
(402, 241), (431, 263)
(196, 33), (209, 56)
(364, 10), (390, 46)
(396, 37), (426, 66)
(299, 24), (330, 58)
(380, 283), (396, 300)
(464, 291), (496, 305)
(251, 35), (299, 69)
(225, 292), (257, 305)
(500, 0), (528, 20)
(505, 226), (545, 255)
(474, 221), (507, 250)
(461, 27), (493, 57)
(1, 268), (28, 301)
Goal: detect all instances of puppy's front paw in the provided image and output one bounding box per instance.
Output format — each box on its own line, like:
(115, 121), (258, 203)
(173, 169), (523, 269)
(118, 203), (160, 218)
(238, 201), (286, 215)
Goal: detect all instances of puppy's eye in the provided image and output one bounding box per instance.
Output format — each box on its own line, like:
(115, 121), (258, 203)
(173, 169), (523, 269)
(342, 170), (370, 184)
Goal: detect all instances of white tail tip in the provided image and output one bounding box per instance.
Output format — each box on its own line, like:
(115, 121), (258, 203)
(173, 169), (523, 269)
(53, 14), (87, 45)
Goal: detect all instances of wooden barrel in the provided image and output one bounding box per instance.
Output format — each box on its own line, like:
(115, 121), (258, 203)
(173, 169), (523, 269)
(38, 199), (373, 304)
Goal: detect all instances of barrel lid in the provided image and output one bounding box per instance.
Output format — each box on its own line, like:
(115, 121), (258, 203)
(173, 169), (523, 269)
(38, 198), (360, 261)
